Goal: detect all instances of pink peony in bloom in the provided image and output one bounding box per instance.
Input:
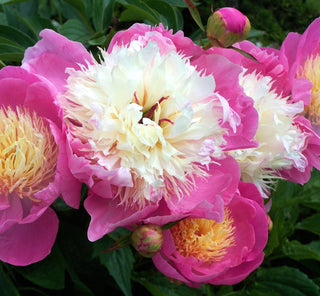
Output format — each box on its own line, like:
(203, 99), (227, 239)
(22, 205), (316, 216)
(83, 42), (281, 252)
(208, 40), (312, 105)
(152, 181), (268, 287)
(22, 25), (258, 241)
(201, 37), (320, 196)
(229, 71), (320, 196)
(280, 17), (320, 134)
(0, 66), (81, 266)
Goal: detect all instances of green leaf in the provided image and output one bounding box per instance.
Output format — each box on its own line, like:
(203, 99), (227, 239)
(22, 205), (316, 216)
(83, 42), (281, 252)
(146, 0), (183, 31)
(58, 19), (91, 43)
(0, 43), (24, 62)
(118, 0), (161, 24)
(0, 264), (20, 296)
(296, 213), (320, 236)
(173, 6), (184, 31)
(254, 266), (319, 296)
(183, 0), (205, 32)
(280, 239), (320, 262)
(0, 0), (31, 5)
(15, 245), (66, 290)
(0, 25), (35, 48)
(133, 271), (202, 296)
(63, 0), (86, 17)
(88, 35), (108, 46)
(307, 240), (320, 254)
(18, 16), (55, 39)
(92, 0), (116, 31)
(94, 235), (135, 296)
(162, 0), (187, 7)
(264, 180), (302, 256)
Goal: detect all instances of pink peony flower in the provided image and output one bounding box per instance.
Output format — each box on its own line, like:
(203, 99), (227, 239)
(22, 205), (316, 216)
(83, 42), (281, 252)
(0, 66), (81, 266)
(22, 25), (258, 241)
(207, 7), (251, 48)
(201, 38), (320, 195)
(280, 17), (320, 133)
(152, 181), (268, 287)
(208, 40), (312, 105)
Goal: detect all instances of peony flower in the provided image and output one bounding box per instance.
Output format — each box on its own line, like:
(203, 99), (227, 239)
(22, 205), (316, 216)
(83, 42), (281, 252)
(207, 7), (251, 48)
(152, 181), (268, 287)
(0, 66), (81, 266)
(228, 71), (320, 196)
(201, 38), (320, 195)
(207, 40), (312, 105)
(280, 17), (320, 134)
(22, 25), (258, 241)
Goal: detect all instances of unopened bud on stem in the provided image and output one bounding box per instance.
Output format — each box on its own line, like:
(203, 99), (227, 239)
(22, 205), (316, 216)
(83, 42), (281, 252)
(131, 224), (164, 258)
(207, 7), (251, 48)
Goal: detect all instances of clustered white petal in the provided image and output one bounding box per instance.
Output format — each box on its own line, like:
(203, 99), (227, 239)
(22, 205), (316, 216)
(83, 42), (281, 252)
(230, 71), (308, 197)
(59, 41), (232, 207)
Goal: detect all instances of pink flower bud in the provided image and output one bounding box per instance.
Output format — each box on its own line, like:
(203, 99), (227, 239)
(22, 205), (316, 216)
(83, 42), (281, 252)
(266, 214), (273, 232)
(131, 224), (164, 258)
(207, 7), (251, 47)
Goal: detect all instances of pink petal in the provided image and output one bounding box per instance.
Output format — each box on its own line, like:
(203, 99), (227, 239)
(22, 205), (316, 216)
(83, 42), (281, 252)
(0, 207), (58, 266)
(22, 29), (94, 93)
(50, 123), (82, 209)
(25, 81), (61, 127)
(0, 195), (23, 234)
(84, 191), (159, 241)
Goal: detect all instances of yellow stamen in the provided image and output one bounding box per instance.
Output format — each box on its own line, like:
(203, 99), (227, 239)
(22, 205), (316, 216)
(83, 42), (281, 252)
(171, 209), (235, 262)
(298, 55), (320, 124)
(0, 106), (59, 200)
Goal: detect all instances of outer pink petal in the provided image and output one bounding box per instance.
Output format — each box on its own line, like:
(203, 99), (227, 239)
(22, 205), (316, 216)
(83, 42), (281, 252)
(280, 116), (320, 184)
(194, 53), (258, 149)
(295, 17), (320, 64)
(50, 123), (82, 208)
(0, 207), (58, 266)
(0, 78), (29, 106)
(0, 66), (60, 124)
(0, 193), (10, 211)
(0, 195), (23, 234)
(22, 29), (94, 93)
(84, 191), (159, 241)
(209, 252), (265, 285)
(279, 32), (301, 74)
(108, 23), (204, 59)
(165, 155), (240, 221)
(67, 134), (132, 191)
(153, 230), (194, 285)
(25, 81), (61, 127)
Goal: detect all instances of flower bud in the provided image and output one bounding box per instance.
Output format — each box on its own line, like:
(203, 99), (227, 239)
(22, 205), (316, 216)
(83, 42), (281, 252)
(266, 214), (273, 232)
(131, 224), (163, 258)
(207, 7), (251, 48)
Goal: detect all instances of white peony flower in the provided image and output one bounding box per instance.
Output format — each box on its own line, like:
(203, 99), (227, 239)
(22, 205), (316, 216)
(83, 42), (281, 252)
(58, 41), (234, 208)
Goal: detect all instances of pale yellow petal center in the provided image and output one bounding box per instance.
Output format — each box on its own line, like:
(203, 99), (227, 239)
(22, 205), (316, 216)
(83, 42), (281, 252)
(171, 209), (235, 262)
(0, 106), (59, 200)
(297, 55), (320, 124)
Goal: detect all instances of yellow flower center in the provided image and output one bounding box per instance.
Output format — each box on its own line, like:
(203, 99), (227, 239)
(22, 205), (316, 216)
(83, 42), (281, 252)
(171, 209), (235, 262)
(298, 55), (320, 124)
(0, 106), (59, 200)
